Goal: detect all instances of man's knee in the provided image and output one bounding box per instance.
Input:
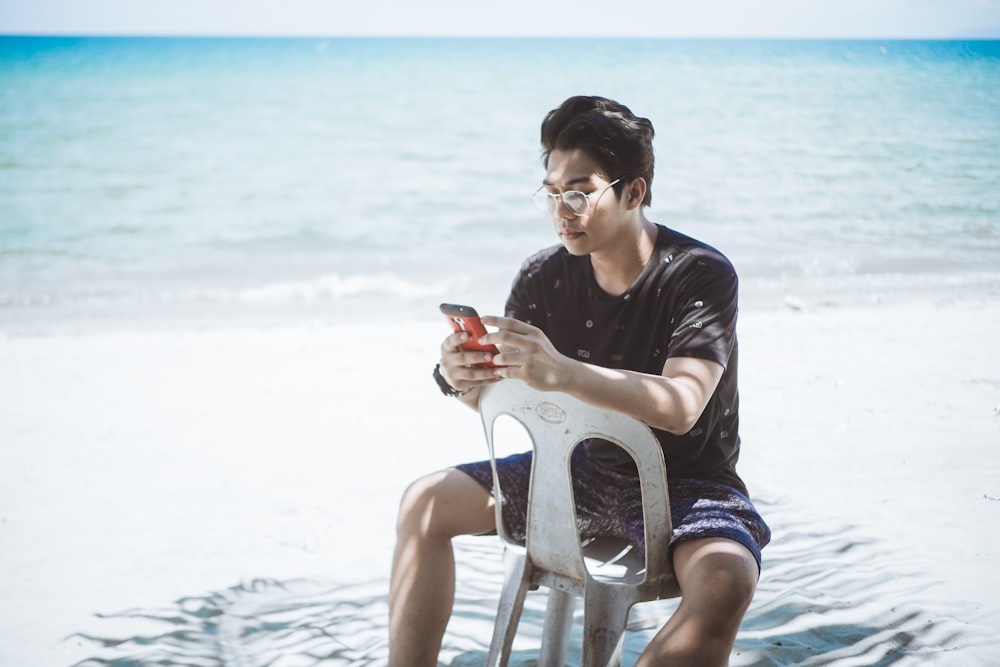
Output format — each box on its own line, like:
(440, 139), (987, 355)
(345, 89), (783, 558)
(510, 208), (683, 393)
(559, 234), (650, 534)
(397, 471), (446, 537)
(396, 468), (494, 539)
(674, 537), (759, 622)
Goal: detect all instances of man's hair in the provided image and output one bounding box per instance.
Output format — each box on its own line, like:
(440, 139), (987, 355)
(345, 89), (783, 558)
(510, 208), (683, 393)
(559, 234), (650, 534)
(540, 96), (655, 207)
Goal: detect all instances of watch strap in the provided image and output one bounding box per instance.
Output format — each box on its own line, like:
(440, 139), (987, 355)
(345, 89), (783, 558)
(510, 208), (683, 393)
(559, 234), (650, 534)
(433, 363), (471, 397)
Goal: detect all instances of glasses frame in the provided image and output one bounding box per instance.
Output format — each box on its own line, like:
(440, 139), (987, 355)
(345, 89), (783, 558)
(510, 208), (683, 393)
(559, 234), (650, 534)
(532, 178), (621, 218)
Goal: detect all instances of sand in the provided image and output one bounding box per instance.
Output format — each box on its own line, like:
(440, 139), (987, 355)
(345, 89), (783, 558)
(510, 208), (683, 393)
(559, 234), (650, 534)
(1, 286), (999, 666)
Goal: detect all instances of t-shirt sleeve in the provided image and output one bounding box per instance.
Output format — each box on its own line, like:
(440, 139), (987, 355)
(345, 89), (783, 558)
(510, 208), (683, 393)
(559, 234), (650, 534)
(666, 262), (738, 369)
(504, 257), (541, 325)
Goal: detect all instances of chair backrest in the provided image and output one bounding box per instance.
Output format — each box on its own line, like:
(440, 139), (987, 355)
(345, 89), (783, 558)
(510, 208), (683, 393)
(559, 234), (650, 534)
(479, 380), (674, 588)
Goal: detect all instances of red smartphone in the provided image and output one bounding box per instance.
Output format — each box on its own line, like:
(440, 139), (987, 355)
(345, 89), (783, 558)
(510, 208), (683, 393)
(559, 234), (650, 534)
(440, 303), (499, 367)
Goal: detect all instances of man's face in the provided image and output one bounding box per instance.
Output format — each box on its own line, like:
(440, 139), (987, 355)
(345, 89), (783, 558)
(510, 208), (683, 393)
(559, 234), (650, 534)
(542, 148), (624, 256)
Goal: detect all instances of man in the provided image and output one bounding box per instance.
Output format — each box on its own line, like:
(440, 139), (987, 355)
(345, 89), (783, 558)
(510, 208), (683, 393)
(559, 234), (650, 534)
(389, 96), (770, 666)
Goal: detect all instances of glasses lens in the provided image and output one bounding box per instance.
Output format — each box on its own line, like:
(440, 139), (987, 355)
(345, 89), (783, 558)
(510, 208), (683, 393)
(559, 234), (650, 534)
(533, 190), (555, 213)
(561, 191), (588, 216)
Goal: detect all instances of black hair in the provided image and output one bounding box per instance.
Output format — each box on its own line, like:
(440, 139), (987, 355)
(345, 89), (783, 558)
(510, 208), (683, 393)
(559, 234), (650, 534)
(540, 96), (655, 207)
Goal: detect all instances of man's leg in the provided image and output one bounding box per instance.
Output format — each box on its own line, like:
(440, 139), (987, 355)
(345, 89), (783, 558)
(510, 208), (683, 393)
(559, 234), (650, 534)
(635, 537), (759, 667)
(388, 468), (496, 667)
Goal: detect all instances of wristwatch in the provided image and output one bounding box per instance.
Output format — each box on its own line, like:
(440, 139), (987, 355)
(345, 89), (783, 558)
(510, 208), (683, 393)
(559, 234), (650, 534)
(433, 363), (471, 397)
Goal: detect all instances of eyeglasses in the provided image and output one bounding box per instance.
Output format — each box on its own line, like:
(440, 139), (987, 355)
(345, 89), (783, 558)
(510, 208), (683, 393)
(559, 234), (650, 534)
(532, 179), (621, 217)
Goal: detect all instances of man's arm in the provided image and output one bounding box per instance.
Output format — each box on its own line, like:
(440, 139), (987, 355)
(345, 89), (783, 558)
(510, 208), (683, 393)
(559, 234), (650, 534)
(551, 354), (723, 435)
(479, 315), (723, 435)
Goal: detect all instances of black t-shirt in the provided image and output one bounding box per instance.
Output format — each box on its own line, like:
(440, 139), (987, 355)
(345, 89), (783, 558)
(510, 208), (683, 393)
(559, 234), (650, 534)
(505, 224), (747, 496)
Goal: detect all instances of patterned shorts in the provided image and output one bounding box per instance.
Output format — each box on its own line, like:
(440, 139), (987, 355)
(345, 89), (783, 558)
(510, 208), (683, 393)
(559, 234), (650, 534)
(456, 447), (771, 569)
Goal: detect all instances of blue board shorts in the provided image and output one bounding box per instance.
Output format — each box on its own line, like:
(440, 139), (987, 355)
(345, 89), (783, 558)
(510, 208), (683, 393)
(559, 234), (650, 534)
(456, 447), (771, 569)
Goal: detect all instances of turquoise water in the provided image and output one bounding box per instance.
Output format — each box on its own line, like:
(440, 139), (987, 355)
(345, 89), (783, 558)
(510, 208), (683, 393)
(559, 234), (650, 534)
(1, 37), (998, 328)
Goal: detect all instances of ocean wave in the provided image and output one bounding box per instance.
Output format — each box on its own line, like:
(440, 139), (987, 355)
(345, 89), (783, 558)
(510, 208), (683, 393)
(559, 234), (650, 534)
(0, 271), (451, 309)
(206, 272), (450, 303)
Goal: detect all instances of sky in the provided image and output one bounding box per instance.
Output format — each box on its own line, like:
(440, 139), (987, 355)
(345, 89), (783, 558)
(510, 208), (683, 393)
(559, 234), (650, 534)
(1, 0), (999, 38)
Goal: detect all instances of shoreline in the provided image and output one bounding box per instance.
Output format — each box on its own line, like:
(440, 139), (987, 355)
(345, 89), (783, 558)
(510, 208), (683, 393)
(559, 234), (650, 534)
(2, 268), (998, 338)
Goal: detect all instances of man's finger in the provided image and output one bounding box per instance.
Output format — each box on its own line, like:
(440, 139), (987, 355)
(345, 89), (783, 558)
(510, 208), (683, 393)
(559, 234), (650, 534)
(480, 315), (534, 334)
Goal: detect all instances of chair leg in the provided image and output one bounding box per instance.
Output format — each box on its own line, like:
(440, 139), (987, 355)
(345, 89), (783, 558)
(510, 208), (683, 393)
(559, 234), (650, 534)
(486, 548), (533, 667)
(580, 586), (635, 667)
(538, 588), (576, 666)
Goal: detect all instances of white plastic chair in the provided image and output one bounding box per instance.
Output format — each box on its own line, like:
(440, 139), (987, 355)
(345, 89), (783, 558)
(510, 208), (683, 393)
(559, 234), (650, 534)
(478, 379), (681, 667)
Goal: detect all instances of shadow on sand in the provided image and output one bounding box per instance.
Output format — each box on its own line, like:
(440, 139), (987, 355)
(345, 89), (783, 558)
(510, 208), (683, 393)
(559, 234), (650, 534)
(70, 500), (995, 666)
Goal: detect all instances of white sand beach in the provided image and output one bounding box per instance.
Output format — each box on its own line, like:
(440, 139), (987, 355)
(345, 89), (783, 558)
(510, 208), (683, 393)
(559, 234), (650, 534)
(2, 282), (999, 666)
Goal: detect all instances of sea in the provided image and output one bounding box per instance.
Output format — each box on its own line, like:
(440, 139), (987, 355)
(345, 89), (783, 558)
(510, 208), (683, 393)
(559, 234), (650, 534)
(1, 37), (998, 331)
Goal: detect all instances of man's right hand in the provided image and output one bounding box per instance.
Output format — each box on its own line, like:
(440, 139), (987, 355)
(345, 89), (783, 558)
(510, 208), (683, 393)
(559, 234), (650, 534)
(439, 330), (502, 406)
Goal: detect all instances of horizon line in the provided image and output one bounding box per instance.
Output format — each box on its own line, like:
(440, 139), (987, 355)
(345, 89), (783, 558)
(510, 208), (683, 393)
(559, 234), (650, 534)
(3, 32), (1000, 41)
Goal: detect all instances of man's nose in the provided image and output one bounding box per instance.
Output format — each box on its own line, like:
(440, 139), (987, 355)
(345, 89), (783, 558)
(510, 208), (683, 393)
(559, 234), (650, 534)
(553, 196), (578, 220)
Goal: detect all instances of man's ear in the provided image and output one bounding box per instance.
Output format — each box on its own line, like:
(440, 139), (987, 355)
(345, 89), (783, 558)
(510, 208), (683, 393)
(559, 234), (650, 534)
(624, 177), (647, 210)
